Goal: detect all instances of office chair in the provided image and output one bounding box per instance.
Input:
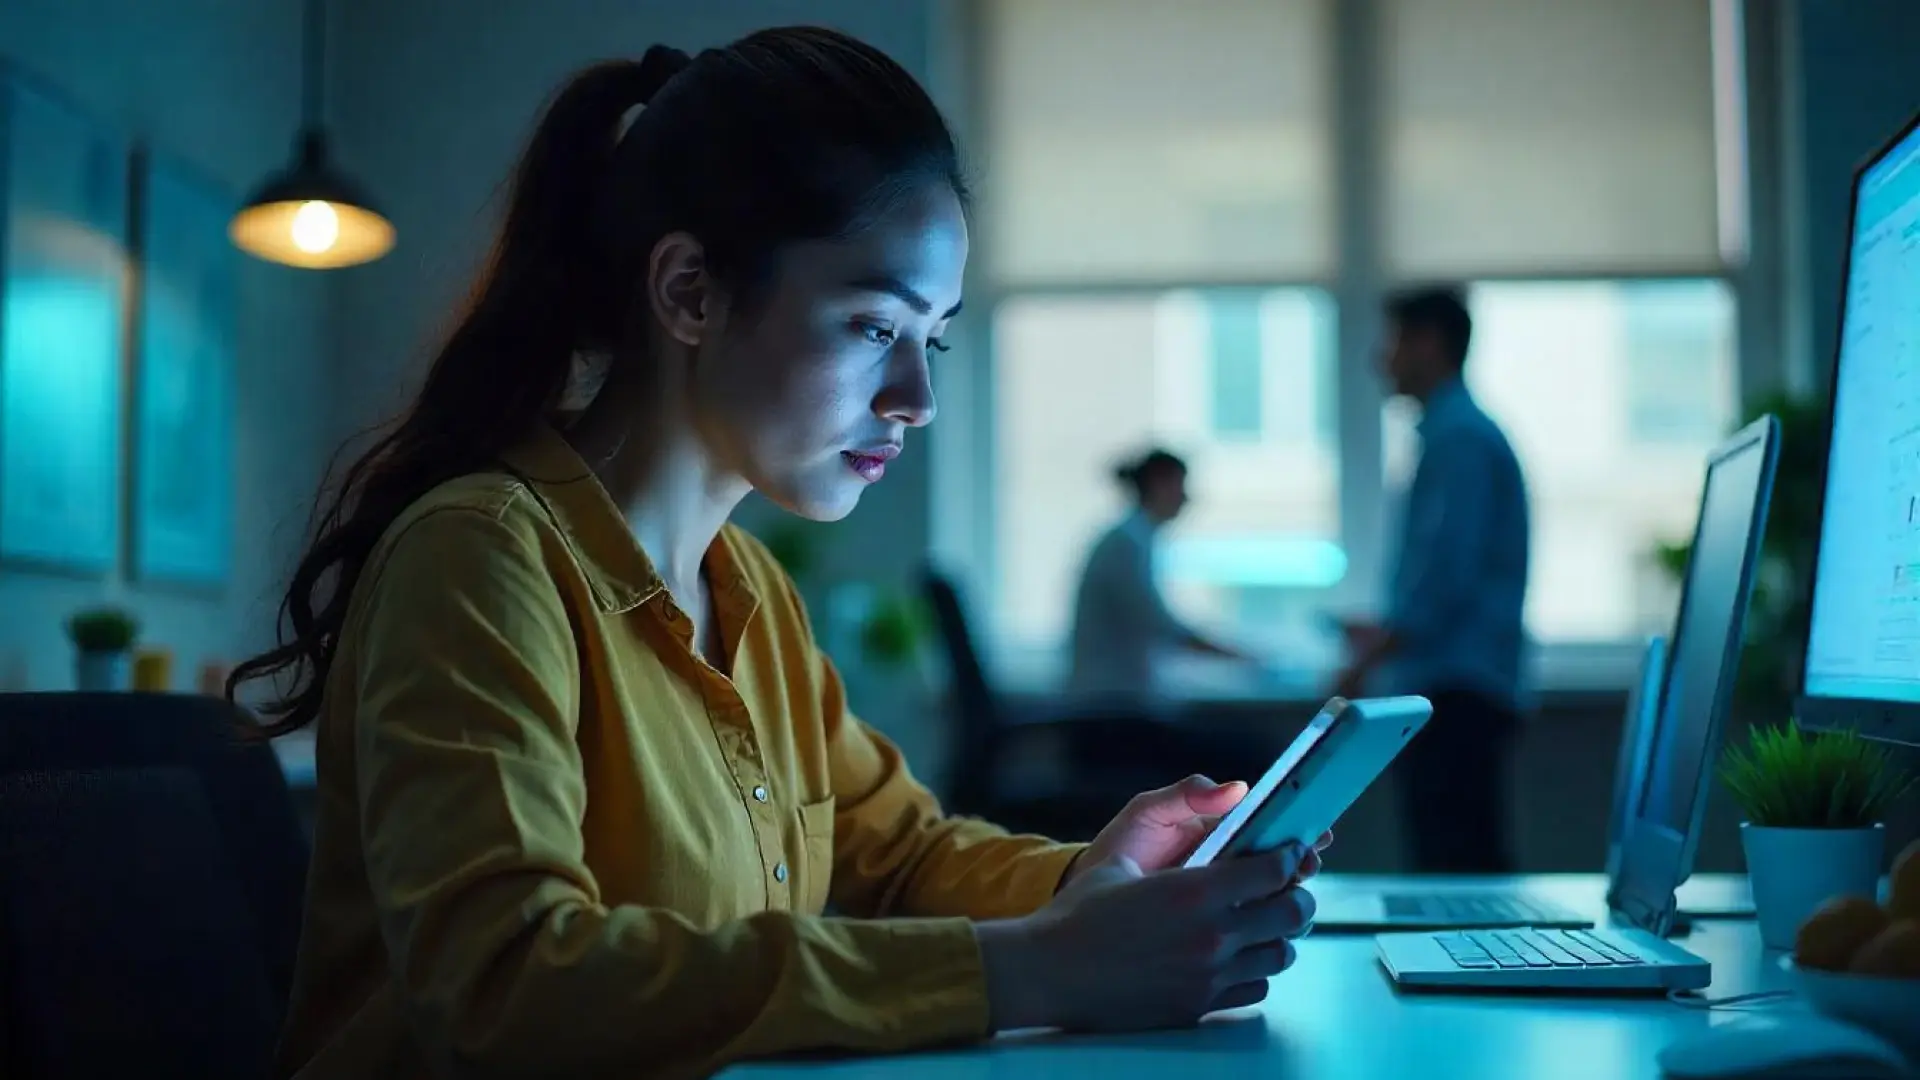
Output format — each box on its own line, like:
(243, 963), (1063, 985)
(921, 566), (1228, 839)
(0, 692), (308, 1079)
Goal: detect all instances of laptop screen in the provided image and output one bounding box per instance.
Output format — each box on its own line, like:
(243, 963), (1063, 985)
(1634, 432), (1772, 834)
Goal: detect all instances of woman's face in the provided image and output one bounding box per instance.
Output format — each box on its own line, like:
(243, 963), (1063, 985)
(690, 181), (968, 521)
(1140, 467), (1190, 523)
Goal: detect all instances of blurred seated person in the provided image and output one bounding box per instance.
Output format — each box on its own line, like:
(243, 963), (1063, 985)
(1067, 448), (1258, 701)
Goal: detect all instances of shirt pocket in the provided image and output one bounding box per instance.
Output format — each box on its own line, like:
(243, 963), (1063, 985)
(794, 795), (837, 915)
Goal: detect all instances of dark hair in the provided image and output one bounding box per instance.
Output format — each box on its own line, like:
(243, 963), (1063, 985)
(1114, 448), (1187, 499)
(228, 28), (968, 737)
(1385, 285), (1473, 370)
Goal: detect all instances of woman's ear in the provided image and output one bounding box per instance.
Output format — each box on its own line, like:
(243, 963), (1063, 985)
(645, 231), (711, 347)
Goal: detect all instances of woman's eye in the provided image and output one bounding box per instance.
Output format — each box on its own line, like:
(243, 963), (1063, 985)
(857, 321), (896, 346)
(928, 337), (951, 354)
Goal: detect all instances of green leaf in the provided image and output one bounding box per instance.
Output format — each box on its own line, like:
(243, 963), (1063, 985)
(858, 590), (929, 669)
(758, 522), (819, 582)
(1717, 722), (1919, 828)
(66, 607), (140, 652)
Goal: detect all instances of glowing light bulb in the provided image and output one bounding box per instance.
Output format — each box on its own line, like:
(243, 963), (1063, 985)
(290, 200), (340, 254)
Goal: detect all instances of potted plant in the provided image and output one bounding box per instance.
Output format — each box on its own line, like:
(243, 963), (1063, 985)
(758, 520), (820, 583)
(857, 588), (932, 675)
(66, 607), (141, 692)
(1722, 722), (1918, 949)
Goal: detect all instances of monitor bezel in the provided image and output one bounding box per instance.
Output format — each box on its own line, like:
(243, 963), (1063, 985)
(1603, 634), (1668, 888)
(1611, 415), (1780, 934)
(1795, 105), (1920, 749)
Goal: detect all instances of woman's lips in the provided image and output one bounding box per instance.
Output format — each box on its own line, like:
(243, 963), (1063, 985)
(842, 447), (899, 483)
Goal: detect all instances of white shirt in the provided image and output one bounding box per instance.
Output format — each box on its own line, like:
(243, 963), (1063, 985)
(1066, 510), (1194, 698)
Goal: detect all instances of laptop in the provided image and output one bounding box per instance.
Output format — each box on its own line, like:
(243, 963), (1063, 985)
(1378, 415), (1780, 992)
(1311, 635), (1667, 932)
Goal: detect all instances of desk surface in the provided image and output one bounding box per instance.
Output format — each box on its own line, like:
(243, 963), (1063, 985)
(727, 873), (1790, 1079)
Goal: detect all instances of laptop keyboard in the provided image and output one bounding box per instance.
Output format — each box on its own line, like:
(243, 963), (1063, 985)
(1434, 928), (1649, 970)
(1381, 893), (1569, 924)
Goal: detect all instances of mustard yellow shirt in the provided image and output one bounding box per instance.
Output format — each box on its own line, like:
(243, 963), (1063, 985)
(277, 425), (1083, 1079)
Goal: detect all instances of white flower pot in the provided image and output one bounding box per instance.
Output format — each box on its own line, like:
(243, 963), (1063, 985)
(74, 650), (131, 693)
(1741, 822), (1886, 951)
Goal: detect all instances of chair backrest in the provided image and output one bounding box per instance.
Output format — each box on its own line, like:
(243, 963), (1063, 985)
(0, 692), (308, 1079)
(920, 567), (1005, 811)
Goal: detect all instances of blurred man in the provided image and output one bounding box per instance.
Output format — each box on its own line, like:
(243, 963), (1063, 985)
(1334, 287), (1530, 874)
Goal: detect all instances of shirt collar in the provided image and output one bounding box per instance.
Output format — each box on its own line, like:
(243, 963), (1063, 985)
(1418, 375), (1473, 433)
(495, 423), (755, 616)
(1121, 508), (1158, 543)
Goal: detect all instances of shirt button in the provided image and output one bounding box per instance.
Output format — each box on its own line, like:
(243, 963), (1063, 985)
(773, 862), (788, 883)
(752, 785), (768, 802)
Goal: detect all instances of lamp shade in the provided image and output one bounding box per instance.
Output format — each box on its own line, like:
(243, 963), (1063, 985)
(229, 130), (394, 269)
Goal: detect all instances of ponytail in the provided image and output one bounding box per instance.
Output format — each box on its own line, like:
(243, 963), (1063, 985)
(227, 49), (685, 737)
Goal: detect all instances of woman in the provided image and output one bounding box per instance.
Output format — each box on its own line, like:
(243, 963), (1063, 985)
(232, 30), (1322, 1080)
(1068, 448), (1256, 699)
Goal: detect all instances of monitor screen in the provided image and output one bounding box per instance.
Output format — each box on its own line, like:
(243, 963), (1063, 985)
(1805, 121), (1920, 706)
(1637, 438), (1771, 832)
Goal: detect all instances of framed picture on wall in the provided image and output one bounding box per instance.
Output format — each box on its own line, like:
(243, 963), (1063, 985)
(0, 68), (130, 574)
(129, 147), (235, 587)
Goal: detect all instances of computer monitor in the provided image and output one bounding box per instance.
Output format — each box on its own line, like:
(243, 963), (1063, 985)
(1610, 416), (1780, 935)
(1799, 107), (1920, 750)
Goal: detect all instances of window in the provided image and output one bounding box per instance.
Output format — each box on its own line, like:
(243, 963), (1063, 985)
(977, 0), (1335, 284)
(1206, 291), (1265, 439)
(1381, 280), (1740, 641)
(1201, 288), (1340, 446)
(1623, 281), (1740, 442)
(965, 0), (1751, 681)
(1378, 0), (1723, 276)
(993, 289), (1340, 649)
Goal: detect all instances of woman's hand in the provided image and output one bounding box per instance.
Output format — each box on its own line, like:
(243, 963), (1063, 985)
(1068, 774), (1333, 879)
(977, 845), (1318, 1033)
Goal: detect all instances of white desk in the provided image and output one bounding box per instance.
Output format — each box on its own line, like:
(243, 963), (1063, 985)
(727, 873), (1790, 1079)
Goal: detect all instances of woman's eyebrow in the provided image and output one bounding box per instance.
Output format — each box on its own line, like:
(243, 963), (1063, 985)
(844, 274), (963, 319)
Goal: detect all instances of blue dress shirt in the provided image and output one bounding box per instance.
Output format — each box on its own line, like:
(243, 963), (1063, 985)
(1381, 377), (1533, 710)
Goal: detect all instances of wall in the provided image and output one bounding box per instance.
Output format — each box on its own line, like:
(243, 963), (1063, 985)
(0, 0), (334, 691)
(1788, 0), (1920, 390)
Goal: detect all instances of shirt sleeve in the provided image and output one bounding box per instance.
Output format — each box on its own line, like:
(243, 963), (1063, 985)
(1386, 434), (1495, 648)
(1098, 531), (1191, 644)
(350, 504), (994, 1080)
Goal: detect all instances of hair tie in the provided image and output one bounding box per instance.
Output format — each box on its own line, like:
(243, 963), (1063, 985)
(616, 45), (692, 142)
(635, 44), (691, 104)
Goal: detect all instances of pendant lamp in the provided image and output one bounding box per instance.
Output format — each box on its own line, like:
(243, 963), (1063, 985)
(229, 0), (394, 268)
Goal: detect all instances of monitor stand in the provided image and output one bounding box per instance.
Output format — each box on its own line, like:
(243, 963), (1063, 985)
(1797, 711), (1920, 750)
(1607, 881), (1682, 938)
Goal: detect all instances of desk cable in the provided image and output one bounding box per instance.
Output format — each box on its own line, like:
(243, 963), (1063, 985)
(1666, 988), (1796, 1010)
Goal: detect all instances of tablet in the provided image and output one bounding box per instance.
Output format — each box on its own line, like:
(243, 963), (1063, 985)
(1182, 696), (1432, 868)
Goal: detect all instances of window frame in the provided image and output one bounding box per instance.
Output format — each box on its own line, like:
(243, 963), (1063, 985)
(929, 0), (1790, 692)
